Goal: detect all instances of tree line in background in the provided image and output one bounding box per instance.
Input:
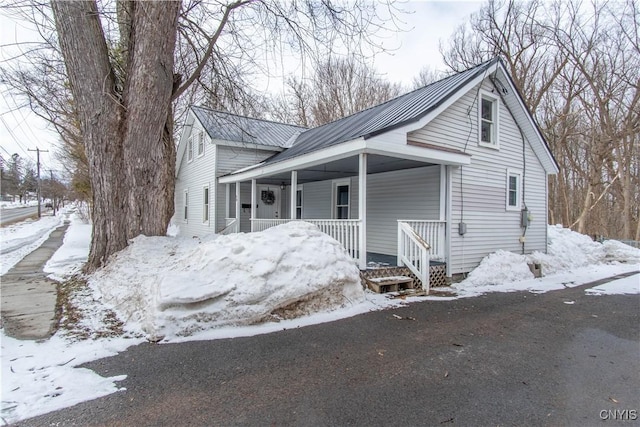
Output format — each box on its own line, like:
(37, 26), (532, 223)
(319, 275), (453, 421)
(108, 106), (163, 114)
(0, 153), (68, 206)
(1, 0), (637, 270)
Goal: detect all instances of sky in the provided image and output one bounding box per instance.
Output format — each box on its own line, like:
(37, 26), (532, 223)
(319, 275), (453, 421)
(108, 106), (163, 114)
(0, 1), (483, 174)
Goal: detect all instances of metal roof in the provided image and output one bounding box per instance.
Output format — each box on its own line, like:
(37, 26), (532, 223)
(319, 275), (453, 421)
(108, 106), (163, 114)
(192, 106), (306, 148)
(265, 58), (499, 164)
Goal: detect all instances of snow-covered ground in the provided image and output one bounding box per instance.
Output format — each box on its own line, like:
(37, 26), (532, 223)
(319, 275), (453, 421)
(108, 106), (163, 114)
(1, 211), (639, 424)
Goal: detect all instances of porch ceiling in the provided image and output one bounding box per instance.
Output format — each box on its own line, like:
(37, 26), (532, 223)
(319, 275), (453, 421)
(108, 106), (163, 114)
(257, 154), (434, 185)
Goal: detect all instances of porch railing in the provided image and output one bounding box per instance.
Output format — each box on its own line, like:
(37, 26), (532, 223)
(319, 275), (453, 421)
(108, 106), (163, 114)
(250, 218), (361, 263)
(398, 220), (446, 260)
(219, 218), (239, 235)
(397, 221), (430, 293)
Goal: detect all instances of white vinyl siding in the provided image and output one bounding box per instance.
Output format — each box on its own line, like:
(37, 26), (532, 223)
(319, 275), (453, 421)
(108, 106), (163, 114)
(215, 146), (277, 232)
(173, 119), (215, 236)
(366, 166), (441, 256)
(408, 78), (548, 274)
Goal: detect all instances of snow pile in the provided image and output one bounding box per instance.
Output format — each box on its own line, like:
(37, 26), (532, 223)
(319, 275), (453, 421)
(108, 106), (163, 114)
(456, 225), (640, 290)
(458, 250), (533, 287)
(90, 221), (364, 340)
(586, 274), (640, 295)
(529, 225), (640, 274)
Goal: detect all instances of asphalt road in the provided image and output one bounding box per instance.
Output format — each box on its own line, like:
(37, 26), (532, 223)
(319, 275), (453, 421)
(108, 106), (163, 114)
(0, 206), (39, 227)
(16, 273), (640, 427)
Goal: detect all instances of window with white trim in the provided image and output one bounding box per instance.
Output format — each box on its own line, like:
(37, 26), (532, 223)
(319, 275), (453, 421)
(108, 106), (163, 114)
(506, 169), (521, 210)
(332, 180), (350, 219)
(197, 131), (205, 157)
(187, 136), (194, 162)
(203, 186), (209, 222)
(295, 187), (303, 219)
(183, 189), (189, 221)
(479, 92), (499, 147)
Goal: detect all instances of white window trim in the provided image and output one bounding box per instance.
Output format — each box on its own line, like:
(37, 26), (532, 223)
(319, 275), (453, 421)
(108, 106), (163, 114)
(202, 185), (209, 223)
(197, 131), (205, 158)
(478, 90), (500, 149)
(183, 189), (189, 222)
(187, 135), (194, 162)
(295, 185), (303, 220)
(506, 169), (522, 211)
(331, 179), (350, 219)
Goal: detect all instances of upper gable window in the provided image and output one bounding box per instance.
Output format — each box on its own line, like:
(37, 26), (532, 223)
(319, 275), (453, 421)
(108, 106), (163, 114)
(479, 91), (499, 148)
(187, 136), (194, 162)
(197, 131), (205, 157)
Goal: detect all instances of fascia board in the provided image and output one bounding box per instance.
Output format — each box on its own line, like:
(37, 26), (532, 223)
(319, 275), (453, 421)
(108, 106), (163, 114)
(219, 138), (367, 183)
(211, 139), (284, 152)
(365, 138), (472, 166)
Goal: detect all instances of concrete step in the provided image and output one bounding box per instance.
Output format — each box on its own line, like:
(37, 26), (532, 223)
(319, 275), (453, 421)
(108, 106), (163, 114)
(364, 275), (414, 294)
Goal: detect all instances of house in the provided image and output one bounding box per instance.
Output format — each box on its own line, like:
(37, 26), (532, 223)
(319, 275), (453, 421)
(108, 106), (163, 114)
(174, 58), (559, 291)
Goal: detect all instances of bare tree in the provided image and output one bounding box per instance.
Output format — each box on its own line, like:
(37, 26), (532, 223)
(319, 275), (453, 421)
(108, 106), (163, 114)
(440, 0), (640, 241)
(3, 0), (403, 270)
(277, 57), (403, 127)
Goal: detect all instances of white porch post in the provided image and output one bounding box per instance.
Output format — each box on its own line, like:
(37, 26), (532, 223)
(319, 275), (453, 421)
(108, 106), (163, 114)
(251, 179), (257, 232)
(439, 165), (446, 221)
(235, 182), (241, 232)
(290, 170), (298, 220)
(225, 183), (230, 219)
(358, 153), (367, 269)
(445, 166), (453, 277)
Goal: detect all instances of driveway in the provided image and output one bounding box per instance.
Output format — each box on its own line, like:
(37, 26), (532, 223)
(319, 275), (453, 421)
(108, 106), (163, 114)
(15, 277), (639, 426)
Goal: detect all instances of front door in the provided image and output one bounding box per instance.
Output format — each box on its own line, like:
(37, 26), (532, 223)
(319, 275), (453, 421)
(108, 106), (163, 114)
(257, 185), (280, 219)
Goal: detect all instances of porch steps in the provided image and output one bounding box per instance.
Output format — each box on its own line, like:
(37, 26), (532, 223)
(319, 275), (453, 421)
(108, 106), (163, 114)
(361, 264), (449, 293)
(364, 275), (414, 294)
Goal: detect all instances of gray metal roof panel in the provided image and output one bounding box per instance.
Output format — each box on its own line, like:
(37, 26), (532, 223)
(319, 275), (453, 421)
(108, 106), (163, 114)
(265, 58), (498, 164)
(192, 106), (306, 148)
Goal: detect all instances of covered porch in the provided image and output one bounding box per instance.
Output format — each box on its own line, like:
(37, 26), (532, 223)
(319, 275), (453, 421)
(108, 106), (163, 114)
(219, 144), (470, 292)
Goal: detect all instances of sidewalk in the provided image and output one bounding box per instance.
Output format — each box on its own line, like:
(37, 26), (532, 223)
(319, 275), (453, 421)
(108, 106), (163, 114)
(1, 221), (70, 340)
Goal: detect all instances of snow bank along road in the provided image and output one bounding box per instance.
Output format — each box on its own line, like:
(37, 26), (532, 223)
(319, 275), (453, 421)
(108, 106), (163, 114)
(16, 275), (639, 427)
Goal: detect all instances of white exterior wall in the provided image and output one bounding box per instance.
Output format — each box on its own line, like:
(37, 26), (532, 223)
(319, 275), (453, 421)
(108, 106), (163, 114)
(215, 146), (277, 232)
(367, 167), (440, 255)
(175, 124), (279, 236)
(173, 121), (215, 237)
(408, 78), (549, 274)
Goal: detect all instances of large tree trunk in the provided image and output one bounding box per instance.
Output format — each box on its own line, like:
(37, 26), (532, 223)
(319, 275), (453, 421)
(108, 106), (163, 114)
(52, 1), (128, 269)
(52, 1), (179, 271)
(121, 1), (179, 237)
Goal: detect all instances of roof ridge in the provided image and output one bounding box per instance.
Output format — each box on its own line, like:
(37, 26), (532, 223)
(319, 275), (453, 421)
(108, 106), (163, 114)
(191, 105), (308, 130)
(295, 57), (499, 135)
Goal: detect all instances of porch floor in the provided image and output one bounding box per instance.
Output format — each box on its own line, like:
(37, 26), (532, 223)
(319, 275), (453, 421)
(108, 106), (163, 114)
(366, 252), (445, 268)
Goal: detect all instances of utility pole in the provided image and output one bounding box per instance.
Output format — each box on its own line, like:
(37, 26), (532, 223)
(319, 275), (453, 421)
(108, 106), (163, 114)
(28, 147), (48, 218)
(49, 170), (57, 216)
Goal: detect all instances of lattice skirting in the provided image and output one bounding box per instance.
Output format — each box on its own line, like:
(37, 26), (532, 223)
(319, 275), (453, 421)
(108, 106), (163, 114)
(360, 264), (449, 290)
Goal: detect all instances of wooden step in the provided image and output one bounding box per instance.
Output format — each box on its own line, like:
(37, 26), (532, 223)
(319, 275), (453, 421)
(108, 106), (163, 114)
(364, 275), (414, 294)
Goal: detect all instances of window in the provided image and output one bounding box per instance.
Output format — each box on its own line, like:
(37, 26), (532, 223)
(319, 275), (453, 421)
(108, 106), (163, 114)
(203, 186), (209, 222)
(197, 132), (205, 157)
(333, 180), (350, 219)
(187, 136), (194, 162)
(506, 169), (521, 210)
(295, 188), (303, 219)
(183, 190), (189, 221)
(479, 92), (499, 147)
